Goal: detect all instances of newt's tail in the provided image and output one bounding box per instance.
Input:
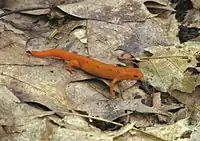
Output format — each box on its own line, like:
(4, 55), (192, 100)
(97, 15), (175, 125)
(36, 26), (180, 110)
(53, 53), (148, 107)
(31, 50), (53, 57)
(28, 49), (80, 61)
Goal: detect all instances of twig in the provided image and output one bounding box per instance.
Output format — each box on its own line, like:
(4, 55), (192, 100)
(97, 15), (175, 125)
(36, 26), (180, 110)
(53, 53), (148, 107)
(0, 63), (50, 67)
(140, 55), (189, 60)
(56, 111), (124, 126)
(118, 55), (189, 61)
(0, 6), (56, 18)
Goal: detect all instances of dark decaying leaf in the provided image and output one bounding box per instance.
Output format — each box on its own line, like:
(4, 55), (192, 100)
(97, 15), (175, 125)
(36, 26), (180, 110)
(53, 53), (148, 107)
(87, 15), (179, 58)
(58, 0), (155, 24)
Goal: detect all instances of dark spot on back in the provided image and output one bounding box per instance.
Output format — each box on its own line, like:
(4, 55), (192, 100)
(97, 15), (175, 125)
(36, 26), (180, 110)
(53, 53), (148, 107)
(96, 65), (100, 68)
(108, 68), (112, 71)
(187, 59), (191, 63)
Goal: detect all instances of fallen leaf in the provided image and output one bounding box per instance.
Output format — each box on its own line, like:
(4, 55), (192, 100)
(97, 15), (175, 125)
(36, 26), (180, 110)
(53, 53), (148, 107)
(1, 0), (200, 140)
(0, 87), (111, 141)
(67, 82), (164, 120)
(26, 20), (87, 53)
(58, 0), (155, 24)
(190, 125), (200, 141)
(191, 0), (200, 9)
(5, 0), (50, 15)
(49, 115), (100, 132)
(171, 86), (200, 106)
(51, 124), (112, 141)
(0, 86), (55, 128)
(139, 43), (199, 93)
(0, 34), (73, 112)
(145, 119), (192, 140)
(87, 14), (179, 59)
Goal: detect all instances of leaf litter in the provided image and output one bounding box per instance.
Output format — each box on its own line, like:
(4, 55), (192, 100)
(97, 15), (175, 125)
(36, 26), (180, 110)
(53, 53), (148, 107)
(139, 43), (199, 93)
(0, 0), (200, 141)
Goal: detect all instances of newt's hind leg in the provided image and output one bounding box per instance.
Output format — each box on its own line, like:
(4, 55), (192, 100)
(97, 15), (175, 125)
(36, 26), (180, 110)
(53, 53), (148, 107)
(110, 78), (119, 95)
(66, 60), (80, 73)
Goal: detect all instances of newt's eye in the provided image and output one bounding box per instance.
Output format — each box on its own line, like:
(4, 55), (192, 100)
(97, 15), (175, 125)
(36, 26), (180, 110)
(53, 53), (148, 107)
(133, 75), (138, 78)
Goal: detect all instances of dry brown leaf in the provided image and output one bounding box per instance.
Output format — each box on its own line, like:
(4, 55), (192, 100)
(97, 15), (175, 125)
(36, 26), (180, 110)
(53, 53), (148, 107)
(5, 0), (50, 15)
(139, 43), (199, 93)
(145, 119), (192, 140)
(0, 30), (74, 111)
(171, 86), (200, 106)
(190, 125), (200, 141)
(66, 82), (164, 120)
(26, 20), (87, 53)
(0, 86), (54, 126)
(1, 0), (200, 140)
(87, 15), (179, 60)
(1, 10), (52, 33)
(191, 0), (200, 9)
(51, 126), (112, 141)
(58, 0), (155, 24)
(0, 87), (111, 141)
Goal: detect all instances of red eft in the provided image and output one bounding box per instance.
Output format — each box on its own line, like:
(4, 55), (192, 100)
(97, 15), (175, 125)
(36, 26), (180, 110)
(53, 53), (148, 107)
(31, 49), (144, 95)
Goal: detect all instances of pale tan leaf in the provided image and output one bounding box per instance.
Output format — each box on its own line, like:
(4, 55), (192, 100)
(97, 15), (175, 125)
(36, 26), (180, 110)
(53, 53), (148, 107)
(139, 43), (199, 93)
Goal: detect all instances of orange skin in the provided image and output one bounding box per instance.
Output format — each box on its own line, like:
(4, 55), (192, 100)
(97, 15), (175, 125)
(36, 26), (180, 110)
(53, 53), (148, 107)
(31, 49), (143, 95)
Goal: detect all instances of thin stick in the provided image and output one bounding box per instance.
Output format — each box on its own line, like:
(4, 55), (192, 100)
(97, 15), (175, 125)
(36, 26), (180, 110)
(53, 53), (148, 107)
(56, 111), (124, 126)
(118, 55), (189, 61)
(0, 6), (56, 18)
(140, 55), (189, 60)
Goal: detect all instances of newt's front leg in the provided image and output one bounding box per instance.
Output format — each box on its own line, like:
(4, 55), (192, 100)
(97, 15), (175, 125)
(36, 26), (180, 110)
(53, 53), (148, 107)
(66, 60), (80, 73)
(110, 78), (119, 95)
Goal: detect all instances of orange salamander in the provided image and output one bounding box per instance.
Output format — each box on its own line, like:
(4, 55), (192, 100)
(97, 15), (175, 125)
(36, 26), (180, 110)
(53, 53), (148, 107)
(30, 49), (143, 95)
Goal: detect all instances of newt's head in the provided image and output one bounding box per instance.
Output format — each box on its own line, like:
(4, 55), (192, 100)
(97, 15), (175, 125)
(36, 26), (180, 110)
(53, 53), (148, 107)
(132, 68), (143, 80)
(134, 69), (143, 80)
(123, 68), (144, 80)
